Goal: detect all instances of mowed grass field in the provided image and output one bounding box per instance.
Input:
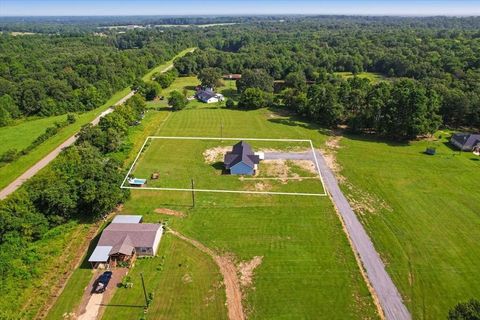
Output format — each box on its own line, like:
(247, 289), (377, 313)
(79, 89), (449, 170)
(335, 133), (480, 319)
(101, 78), (379, 319)
(129, 138), (324, 195)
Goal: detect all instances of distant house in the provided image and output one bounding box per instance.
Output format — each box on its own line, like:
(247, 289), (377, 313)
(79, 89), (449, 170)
(224, 141), (260, 175)
(196, 88), (225, 104)
(450, 133), (480, 151)
(223, 74), (242, 80)
(88, 215), (163, 268)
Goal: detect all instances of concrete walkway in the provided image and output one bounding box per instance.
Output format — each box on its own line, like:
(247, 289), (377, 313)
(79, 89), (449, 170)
(266, 150), (411, 320)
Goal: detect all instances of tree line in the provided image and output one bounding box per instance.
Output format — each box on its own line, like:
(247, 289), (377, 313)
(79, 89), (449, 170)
(0, 94), (146, 319)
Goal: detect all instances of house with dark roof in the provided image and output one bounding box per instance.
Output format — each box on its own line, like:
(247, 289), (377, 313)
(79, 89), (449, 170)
(196, 88), (225, 103)
(450, 133), (480, 151)
(88, 216), (163, 268)
(224, 141), (260, 175)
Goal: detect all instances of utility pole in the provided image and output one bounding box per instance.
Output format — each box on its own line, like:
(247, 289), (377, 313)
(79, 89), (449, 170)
(191, 178), (195, 207)
(140, 272), (148, 307)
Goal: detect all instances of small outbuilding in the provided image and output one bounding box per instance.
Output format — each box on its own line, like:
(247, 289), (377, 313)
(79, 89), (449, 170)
(450, 133), (480, 151)
(224, 141), (260, 175)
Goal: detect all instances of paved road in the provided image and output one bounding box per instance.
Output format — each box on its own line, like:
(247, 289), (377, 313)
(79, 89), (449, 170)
(0, 60), (182, 201)
(0, 91), (137, 200)
(265, 150), (411, 320)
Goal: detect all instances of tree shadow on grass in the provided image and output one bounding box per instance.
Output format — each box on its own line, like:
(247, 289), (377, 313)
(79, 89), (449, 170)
(220, 88), (238, 99)
(184, 85), (198, 91)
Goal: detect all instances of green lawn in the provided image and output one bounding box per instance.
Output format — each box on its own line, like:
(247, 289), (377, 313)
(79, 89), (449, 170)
(129, 138), (324, 194)
(0, 115), (67, 155)
(335, 132), (480, 319)
(334, 72), (387, 83)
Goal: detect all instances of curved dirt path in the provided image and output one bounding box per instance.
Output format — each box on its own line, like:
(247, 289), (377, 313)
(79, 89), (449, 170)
(168, 229), (245, 320)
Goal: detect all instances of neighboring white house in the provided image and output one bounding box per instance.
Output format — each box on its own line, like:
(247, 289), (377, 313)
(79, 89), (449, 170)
(196, 88), (225, 103)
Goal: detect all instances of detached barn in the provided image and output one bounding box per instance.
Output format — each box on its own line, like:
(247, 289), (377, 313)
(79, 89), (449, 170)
(224, 141), (260, 175)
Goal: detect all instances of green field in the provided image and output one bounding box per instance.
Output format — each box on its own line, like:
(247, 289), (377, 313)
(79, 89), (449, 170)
(142, 48), (195, 82)
(0, 115), (68, 155)
(128, 138), (324, 195)
(334, 72), (387, 83)
(99, 82), (379, 319)
(335, 132), (480, 319)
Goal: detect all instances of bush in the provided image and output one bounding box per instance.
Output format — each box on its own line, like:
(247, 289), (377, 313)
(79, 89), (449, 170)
(448, 299), (480, 320)
(0, 149), (19, 163)
(67, 114), (76, 124)
(225, 99), (235, 108)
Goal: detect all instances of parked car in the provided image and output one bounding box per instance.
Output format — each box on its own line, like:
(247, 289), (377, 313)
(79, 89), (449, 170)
(94, 271), (113, 293)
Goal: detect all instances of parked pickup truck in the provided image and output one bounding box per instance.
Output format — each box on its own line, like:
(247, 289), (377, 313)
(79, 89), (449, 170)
(94, 271), (113, 293)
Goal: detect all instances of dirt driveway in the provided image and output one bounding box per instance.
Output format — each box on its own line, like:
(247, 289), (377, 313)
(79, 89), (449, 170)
(76, 268), (128, 320)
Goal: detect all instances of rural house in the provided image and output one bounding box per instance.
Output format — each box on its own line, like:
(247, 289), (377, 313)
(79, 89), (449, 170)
(88, 215), (163, 268)
(224, 141), (260, 175)
(196, 88), (225, 103)
(450, 133), (480, 151)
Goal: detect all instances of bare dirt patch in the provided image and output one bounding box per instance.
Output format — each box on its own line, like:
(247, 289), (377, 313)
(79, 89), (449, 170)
(254, 181), (271, 191)
(203, 146), (231, 164)
(291, 160), (317, 175)
(155, 208), (185, 217)
(182, 273), (193, 284)
(238, 256), (263, 288)
(261, 160), (291, 180)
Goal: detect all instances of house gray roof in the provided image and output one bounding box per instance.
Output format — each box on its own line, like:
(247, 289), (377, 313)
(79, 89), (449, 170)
(197, 88), (219, 102)
(97, 223), (161, 249)
(110, 235), (135, 256)
(224, 141), (260, 169)
(112, 215), (143, 224)
(451, 133), (480, 151)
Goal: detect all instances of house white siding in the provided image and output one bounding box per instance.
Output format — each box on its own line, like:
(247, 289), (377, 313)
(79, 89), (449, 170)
(151, 226), (164, 255)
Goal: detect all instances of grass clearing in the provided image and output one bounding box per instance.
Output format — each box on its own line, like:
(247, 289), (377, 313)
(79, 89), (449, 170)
(335, 132), (480, 319)
(334, 72), (387, 83)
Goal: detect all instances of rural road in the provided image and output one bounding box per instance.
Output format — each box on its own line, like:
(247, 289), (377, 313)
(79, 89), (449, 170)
(0, 60), (179, 201)
(265, 150), (412, 320)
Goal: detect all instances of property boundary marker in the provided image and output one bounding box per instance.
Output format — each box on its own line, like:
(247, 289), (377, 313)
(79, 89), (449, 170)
(120, 136), (328, 197)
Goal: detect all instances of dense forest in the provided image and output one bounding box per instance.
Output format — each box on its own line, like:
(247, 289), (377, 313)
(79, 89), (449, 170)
(173, 17), (480, 136)
(1, 16), (480, 317)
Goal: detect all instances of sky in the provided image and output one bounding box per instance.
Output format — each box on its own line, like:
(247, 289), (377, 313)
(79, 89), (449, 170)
(1, 0), (480, 17)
